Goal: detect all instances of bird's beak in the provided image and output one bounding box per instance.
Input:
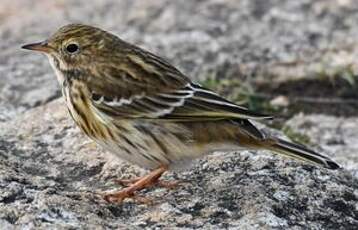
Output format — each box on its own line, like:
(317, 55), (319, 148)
(22, 41), (52, 53)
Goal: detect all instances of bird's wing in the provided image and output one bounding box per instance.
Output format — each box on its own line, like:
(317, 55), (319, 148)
(88, 47), (271, 121)
(90, 82), (271, 121)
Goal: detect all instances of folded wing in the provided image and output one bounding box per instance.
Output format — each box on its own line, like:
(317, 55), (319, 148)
(90, 83), (272, 121)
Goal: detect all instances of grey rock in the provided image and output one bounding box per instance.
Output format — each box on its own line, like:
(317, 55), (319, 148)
(0, 99), (357, 229)
(286, 114), (358, 175)
(0, 0), (357, 229)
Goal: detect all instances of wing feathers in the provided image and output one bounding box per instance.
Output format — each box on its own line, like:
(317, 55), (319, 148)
(91, 83), (272, 121)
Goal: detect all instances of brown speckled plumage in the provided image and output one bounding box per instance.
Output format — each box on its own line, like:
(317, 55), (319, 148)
(22, 24), (340, 203)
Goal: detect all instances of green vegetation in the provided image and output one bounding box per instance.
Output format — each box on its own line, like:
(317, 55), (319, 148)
(200, 76), (280, 115)
(282, 125), (311, 145)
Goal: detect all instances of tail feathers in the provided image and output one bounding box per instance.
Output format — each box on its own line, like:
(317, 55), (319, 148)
(268, 138), (340, 170)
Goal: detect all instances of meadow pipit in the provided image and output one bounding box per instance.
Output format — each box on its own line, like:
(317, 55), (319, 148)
(22, 24), (340, 203)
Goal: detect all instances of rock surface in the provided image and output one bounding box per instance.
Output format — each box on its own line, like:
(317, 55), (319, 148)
(0, 0), (357, 229)
(0, 99), (357, 229)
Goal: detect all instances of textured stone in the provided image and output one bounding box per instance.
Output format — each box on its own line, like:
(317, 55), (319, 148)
(0, 99), (357, 229)
(1, 0), (358, 229)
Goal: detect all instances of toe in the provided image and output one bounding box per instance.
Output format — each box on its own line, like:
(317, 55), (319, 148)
(103, 189), (132, 203)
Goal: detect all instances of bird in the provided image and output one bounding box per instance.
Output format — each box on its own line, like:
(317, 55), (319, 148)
(22, 24), (340, 203)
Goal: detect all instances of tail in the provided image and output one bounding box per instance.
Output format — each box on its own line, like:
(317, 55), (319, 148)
(267, 138), (340, 170)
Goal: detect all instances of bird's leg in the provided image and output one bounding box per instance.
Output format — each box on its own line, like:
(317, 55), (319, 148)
(104, 165), (168, 203)
(115, 177), (179, 189)
(114, 178), (141, 186)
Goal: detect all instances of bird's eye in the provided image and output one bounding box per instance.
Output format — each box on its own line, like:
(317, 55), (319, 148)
(66, 43), (79, 53)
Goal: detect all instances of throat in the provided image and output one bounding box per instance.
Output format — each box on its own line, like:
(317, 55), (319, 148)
(48, 55), (67, 86)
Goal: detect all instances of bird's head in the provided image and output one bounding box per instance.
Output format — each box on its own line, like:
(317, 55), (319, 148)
(22, 24), (119, 72)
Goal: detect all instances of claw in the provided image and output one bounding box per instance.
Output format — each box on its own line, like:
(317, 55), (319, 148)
(103, 188), (133, 203)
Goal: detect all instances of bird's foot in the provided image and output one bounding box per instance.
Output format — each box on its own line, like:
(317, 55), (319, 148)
(103, 165), (168, 204)
(115, 177), (180, 189)
(103, 189), (153, 204)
